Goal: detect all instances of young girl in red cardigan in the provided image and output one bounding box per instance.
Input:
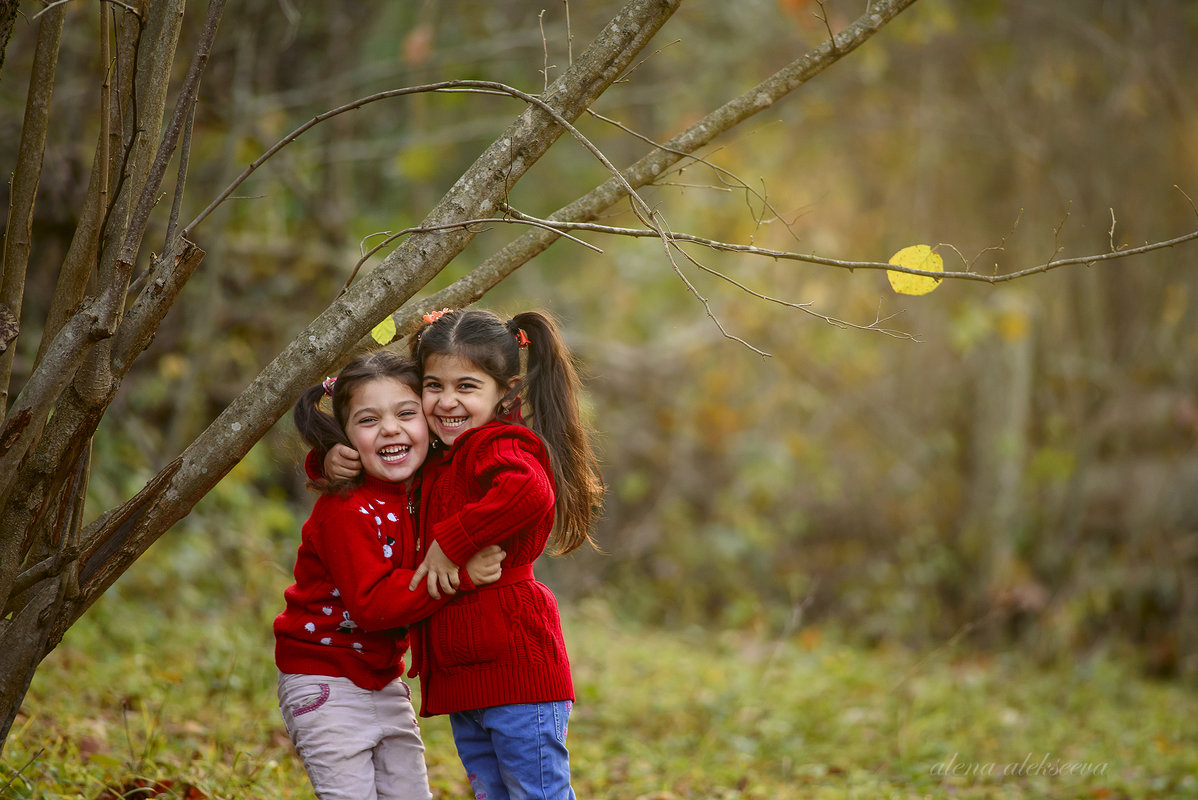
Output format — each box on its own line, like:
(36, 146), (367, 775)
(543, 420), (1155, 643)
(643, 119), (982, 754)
(410, 308), (602, 800)
(275, 350), (506, 800)
(325, 309), (602, 800)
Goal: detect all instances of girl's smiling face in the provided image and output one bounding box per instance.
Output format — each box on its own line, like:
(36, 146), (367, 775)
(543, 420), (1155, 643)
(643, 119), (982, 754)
(344, 377), (429, 484)
(421, 353), (515, 447)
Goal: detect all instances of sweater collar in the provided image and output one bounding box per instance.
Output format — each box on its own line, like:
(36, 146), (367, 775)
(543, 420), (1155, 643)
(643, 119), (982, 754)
(359, 474), (414, 503)
(434, 418), (512, 462)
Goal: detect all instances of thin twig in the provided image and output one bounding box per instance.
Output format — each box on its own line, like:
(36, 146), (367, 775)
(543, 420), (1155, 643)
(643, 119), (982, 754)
(1048, 201), (1071, 266)
(496, 208), (1198, 284)
(612, 38), (681, 85)
(339, 214), (603, 294)
(0, 748), (44, 796)
(563, 0), (573, 65)
(967, 208), (1022, 274)
(36, 0), (141, 19)
(890, 609), (1002, 693)
(538, 10), (553, 93)
(1175, 185), (1197, 219)
(668, 236), (915, 340)
(587, 109), (803, 245)
(814, 0), (839, 53)
(655, 218), (770, 357)
(185, 79), (658, 237)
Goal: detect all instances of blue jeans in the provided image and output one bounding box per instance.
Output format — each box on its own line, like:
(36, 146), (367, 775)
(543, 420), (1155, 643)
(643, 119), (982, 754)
(450, 701), (575, 800)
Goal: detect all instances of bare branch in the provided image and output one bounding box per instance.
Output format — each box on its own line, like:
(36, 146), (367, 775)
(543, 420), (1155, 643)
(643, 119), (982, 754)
(183, 81), (582, 236)
(36, 0), (142, 19)
(667, 237), (917, 341)
(120, 0), (224, 268)
(1175, 185), (1198, 219)
(650, 213), (771, 357)
(348, 0), (924, 355)
(0, 307), (102, 533)
(538, 10), (554, 93)
(1, 5), (64, 415)
(814, 0), (838, 53)
(342, 215), (603, 297)
(35, 3), (115, 370)
(586, 108), (802, 245)
(494, 209), (1198, 284)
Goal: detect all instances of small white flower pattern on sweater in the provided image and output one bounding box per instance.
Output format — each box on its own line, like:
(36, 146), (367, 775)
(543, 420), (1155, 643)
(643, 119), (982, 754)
(289, 493), (408, 655)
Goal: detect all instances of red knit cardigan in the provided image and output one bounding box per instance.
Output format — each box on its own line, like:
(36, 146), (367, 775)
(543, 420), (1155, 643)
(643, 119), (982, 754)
(408, 420), (574, 716)
(274, 471), (473, 690)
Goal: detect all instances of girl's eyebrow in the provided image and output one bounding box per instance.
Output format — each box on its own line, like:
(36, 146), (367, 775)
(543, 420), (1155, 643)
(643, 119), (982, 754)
(351, 398), (419, 416)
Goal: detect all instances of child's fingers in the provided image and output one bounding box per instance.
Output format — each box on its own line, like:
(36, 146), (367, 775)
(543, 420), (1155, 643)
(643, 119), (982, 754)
(478, 545), (503, 565)
(327, 444), (362, 480)
(409, 563), (428, 592)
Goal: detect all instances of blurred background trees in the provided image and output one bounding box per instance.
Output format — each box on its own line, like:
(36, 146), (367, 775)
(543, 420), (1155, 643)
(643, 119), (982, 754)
(3, 0), (1196, 708)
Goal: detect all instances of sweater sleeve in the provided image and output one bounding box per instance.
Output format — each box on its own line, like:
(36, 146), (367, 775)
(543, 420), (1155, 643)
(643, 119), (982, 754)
(431, 430), (555, 567)
(304, 449), (325, 481)
(310, 509), (450, 631)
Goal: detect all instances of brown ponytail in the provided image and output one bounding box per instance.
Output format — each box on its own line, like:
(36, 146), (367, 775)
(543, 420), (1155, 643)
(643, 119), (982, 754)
(510, 311), (604, 553)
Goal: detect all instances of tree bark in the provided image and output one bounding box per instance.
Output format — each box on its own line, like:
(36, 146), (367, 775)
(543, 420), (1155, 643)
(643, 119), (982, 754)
(0, 5), (64, 415)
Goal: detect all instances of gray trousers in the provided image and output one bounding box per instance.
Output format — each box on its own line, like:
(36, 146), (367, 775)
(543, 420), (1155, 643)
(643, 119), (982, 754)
(278, 672), (432, 800)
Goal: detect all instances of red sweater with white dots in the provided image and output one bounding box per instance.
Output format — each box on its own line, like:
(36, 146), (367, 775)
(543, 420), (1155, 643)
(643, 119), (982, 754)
(408, 420), (574, 716)
(273, 474), (472, 690)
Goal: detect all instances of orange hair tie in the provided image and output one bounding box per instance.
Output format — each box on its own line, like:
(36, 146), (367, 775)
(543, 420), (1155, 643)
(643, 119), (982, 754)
(422, 308), (451, 325)
(515, 329), (531, 348)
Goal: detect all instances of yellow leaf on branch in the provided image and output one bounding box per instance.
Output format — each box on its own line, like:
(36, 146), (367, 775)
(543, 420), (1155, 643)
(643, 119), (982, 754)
(371, 315), (396, 345)
(887, 244), (943, 296)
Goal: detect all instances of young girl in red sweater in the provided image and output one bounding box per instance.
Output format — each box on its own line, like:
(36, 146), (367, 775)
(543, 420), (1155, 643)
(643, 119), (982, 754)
(275, 350), (506, 800)
(324, 309), (603, 800)
(409, 308), (603, 800)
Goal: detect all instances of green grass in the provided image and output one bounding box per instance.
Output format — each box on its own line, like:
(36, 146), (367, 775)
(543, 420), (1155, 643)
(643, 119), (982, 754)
(4, 593), (1196, 799)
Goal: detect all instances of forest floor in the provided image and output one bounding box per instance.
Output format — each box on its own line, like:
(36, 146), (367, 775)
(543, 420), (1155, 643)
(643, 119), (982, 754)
(3, 593), (1196, 799)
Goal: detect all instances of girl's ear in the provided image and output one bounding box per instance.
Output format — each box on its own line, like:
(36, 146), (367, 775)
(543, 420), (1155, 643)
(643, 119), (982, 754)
(507, 376), (520, 390)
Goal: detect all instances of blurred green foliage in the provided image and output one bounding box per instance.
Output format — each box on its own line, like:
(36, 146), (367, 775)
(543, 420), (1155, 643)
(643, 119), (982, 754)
(4, 592), (1196, 797)
(3, 0), (1196, 684)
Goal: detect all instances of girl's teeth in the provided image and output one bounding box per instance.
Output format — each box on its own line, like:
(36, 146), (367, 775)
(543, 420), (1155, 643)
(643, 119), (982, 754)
(379, 445), (409, 461)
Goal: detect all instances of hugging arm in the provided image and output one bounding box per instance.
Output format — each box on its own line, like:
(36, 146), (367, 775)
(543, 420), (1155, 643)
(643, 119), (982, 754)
(324, 444), (362, 482)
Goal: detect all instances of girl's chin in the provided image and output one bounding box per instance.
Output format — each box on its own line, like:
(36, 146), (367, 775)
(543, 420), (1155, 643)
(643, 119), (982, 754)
(364, 461), (418, 483)
(435, 428), (463, 446)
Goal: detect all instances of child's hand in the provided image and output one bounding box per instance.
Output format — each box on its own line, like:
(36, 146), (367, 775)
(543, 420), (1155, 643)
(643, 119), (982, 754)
(409, 540), (460, 599)
(465, 545), (506, 586)
(324, 444), (361, 481)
